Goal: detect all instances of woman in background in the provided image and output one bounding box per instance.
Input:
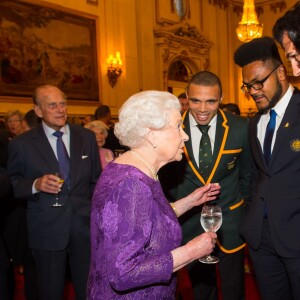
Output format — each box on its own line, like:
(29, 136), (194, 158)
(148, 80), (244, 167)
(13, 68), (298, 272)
(87, 91), (220, 299)
(85, 120), (114, 169)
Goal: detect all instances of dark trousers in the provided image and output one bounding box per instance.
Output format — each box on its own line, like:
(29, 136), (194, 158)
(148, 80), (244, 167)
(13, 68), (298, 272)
(32, 218), (90, 300)
(249, 219), (300, 300)
(24, 247), (38, 300)
(187, 247), (245, 300)
(0, 270), (10, 300)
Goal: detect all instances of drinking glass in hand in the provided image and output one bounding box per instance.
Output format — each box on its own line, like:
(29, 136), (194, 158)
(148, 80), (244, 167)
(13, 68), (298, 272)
(199, 204), (222, 264)
(51, 172), (64, 207)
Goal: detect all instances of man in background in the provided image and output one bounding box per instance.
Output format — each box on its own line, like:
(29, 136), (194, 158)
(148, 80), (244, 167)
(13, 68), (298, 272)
(94, 104), (126, 155)
(273, 1), (300, 77)
(234, 36), (300, 299)
(7, 85), (101, 300)
(178, 92), (189, 114)
(222, 103), (241, 115)
(23, 109), (42, 131)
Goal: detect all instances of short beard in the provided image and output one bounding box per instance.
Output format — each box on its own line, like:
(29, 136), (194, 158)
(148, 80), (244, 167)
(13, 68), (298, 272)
(258, 79), (282, 115)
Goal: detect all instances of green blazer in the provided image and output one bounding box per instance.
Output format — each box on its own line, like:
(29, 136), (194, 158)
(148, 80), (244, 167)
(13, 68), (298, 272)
(165, 109), (251, 253)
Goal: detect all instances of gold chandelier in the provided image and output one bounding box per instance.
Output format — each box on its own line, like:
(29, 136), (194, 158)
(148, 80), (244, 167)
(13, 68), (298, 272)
(236, 0), (263, 43)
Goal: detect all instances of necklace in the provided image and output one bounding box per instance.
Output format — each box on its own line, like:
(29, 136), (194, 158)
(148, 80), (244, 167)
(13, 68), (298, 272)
(131, 150), (158, 181)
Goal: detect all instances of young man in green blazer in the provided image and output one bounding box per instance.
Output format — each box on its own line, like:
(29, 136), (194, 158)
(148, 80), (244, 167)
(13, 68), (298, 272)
(161, 71), (251, 300)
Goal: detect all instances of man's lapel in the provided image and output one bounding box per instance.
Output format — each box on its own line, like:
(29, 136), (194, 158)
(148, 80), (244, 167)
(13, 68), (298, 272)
(271, 89), (300, 166)
(69, 125), (83, 188)
(33, 125), (59, 172)
(182, 109), (229, 185)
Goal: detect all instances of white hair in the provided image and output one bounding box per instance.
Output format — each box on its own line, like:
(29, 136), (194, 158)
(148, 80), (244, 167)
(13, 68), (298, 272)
(84, 120), (108, 137)
(114, 90), (180, 148)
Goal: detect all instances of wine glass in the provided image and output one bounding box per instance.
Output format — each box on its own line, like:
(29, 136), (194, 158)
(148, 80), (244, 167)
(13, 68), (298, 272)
(50, 172), (64, 207)
(199, 204), (222, 264)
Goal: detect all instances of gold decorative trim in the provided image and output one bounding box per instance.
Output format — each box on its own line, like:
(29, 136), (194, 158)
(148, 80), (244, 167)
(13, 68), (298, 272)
(87, 0), (98, 6)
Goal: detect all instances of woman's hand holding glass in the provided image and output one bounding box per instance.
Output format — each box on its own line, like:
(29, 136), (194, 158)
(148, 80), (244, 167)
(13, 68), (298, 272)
(185, 231), (217, 262)
(199, 204), (222, 264)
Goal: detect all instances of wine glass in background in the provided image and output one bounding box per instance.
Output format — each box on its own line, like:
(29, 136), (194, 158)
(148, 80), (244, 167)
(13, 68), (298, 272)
(199, 204), (222, 264)
(50, 172), (64, 207)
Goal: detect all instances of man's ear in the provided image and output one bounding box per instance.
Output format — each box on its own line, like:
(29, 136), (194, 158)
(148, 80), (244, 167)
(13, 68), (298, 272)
(278, 64), (287, 81)
(33, 105), (43, 118)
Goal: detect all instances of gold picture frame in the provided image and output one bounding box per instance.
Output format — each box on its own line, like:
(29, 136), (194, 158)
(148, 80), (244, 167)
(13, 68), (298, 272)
(0, 0), (99, 101)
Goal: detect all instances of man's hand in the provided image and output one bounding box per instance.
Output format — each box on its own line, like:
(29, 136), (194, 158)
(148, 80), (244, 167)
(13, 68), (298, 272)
(34, 174), (63, 194)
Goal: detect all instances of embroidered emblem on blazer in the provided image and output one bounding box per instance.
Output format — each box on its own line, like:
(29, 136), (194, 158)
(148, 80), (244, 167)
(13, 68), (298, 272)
(227, 157), (237, 170)
(290, 139), (300, 152)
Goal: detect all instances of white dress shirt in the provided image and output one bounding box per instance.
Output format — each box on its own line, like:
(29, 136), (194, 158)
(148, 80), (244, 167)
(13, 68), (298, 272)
(189, 112), (217, 167)
(257, 84), (294, 153)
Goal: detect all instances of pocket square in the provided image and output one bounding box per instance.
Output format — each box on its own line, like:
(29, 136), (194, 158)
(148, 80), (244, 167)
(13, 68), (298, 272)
(82, 155), (88, 159)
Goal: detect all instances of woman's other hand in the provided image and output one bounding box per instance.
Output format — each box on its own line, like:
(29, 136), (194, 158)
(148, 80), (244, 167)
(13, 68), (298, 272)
(188, 183), (221, 208)
(171, 183), (220, 218)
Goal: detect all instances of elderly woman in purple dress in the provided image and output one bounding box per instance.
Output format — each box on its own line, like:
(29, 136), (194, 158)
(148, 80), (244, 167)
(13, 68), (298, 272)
(87, 91), (220, 299)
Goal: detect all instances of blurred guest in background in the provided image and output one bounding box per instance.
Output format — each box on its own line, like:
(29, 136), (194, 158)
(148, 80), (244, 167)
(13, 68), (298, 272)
(94, 104), (127, 155)
(67, 116), (82, 126)
(4, 110), (24, 138)
(85, 120), (114, 169)
(82, 114), (94, 126)
(178, 92), (189, 114)
(87, 90), (220, 299)
(94, 105), (114, 128)
(23, 109), (42, 132)
(222, 103), (241, 115)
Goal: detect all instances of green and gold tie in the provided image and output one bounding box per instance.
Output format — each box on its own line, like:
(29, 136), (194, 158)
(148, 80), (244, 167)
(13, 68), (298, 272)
(198, 124), (213, 181)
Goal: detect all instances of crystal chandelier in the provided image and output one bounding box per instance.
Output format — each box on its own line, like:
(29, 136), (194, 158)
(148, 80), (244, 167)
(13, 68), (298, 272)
(236, 0), (263, 43)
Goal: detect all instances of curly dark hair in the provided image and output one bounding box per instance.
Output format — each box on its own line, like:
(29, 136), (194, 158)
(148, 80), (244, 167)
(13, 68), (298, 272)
(234, 36), (283, 68)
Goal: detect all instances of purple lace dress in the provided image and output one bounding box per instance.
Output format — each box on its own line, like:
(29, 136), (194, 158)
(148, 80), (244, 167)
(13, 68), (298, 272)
(87, 162), (182, 299)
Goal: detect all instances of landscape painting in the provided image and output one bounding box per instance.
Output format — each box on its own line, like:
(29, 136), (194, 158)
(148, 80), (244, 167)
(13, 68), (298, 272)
(0, 0), (99, 101)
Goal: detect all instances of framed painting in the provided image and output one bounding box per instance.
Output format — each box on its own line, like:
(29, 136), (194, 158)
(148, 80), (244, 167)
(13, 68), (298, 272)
(0, 0), (99, 101)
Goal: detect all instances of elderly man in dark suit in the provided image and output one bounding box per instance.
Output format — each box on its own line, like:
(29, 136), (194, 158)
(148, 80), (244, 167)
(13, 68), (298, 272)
(234, 37), (300, 300)
(7, 85), (101, 300)
(161, 71), (251, 300)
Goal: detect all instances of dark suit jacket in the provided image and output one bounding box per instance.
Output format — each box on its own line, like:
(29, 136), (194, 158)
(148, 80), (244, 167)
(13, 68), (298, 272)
(240, 88), (300, 258)
(7, 123), (101, 251)
(161, 109), (251, 253)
